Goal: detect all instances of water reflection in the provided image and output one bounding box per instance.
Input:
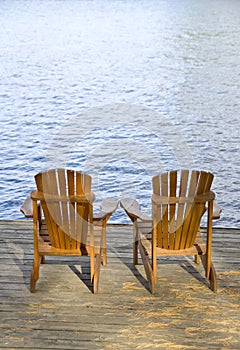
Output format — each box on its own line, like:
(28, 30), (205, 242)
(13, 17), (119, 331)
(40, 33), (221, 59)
(0, 0), (239, 227)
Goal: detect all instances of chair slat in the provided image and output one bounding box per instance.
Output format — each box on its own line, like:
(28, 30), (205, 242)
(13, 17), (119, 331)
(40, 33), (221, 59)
(152, 175), (162, 248)
(180, 170), (200, 249)
(67, 169), (76, 249)
(175, 169), (189, 249)
(204, 172), (214, 193)
(169, 170), (177, 249)
(188, 172), (214, 247)
(49, 169), (66, 249)
(76, 172), (86, 249)
(57, 169), (71, 249)
(161, 172), (169, 249)
(35, 171), (57, 248)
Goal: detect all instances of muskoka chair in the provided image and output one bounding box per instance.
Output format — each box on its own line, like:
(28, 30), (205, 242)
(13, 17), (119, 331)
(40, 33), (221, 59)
(21, 169), (118, 293)
(120, 170), (220, 294)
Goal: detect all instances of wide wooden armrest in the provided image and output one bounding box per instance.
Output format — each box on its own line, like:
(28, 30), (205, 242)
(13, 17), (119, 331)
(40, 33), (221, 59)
(93, 198), (119, 221)
(213, 202), (222, 220)
(20, 197), (34, 218)
(120, 198), (152, 222)
(30, 190), (96, 203)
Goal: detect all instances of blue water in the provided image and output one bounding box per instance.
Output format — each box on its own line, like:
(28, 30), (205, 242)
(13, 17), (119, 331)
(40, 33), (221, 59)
(0, 0), (239, 227)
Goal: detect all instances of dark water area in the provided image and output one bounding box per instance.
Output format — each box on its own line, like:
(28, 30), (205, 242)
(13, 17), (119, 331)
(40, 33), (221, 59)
(0, 0), (239, 227)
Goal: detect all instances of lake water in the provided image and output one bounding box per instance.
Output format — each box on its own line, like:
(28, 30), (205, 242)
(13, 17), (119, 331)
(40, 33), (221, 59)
(0, 0), (239, 227)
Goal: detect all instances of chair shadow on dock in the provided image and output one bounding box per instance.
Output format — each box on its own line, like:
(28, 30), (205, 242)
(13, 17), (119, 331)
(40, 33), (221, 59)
(4, 235), (98, 293)
(35, 257), (99, 294)
(69, 264), (94, 293)
(4, 239), (31, 291)
(113, 243), (212, 293)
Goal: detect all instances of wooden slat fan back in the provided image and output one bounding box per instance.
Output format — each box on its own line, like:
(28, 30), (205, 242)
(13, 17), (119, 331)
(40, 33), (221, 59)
(35, 169), (92, 250)
(152, 170), (214, 250)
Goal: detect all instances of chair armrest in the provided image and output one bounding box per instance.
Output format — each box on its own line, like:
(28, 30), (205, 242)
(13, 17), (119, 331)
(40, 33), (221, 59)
(93, 198), (118, 221)
(20, 197), (33, 218)
(120, 198), (152, 222)
(213, 202), (222, 220)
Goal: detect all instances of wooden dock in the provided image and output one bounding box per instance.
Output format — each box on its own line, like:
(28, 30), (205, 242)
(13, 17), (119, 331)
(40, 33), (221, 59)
(0, 220), (239, 349)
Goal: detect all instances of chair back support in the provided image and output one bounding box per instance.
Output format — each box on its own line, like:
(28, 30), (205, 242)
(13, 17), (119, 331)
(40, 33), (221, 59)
(152, 170), (214, 250)
(35, 168), (93, 250)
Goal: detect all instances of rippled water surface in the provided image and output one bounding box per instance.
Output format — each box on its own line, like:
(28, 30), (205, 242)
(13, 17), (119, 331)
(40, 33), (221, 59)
(0, 0), (239, 227)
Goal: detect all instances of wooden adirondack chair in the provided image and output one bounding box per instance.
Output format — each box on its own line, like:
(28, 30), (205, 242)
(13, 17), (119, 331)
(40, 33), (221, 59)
(121, 170), (218, 294)
(27, 168), (118, 293)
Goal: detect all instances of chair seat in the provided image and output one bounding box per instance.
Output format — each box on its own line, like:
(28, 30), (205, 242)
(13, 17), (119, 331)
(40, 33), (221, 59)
(38, 221), (102, 256)
(137, 222), (206, 257)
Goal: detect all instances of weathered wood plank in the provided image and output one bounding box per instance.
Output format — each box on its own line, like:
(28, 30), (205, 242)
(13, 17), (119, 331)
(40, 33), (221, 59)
(0, 220), (239, 350)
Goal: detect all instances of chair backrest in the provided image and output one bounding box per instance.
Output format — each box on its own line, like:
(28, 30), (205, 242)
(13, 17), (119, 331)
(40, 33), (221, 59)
(152, 170), (214, 250)
(35, 168), (93, 250)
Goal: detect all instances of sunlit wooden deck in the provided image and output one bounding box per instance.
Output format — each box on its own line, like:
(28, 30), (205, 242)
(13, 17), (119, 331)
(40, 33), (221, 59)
(0, 220), (239, 349)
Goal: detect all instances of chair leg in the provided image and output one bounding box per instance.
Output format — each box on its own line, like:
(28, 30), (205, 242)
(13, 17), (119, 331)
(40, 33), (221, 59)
(93, 254), (101, 293)
(30, 254), (41, 292)
(90, 247), (95, 282)
(133, 221), (138, 265)
(102, 224), (107, 266)
(103, 248), (107, 266)
(200, 255), (217, 292)
(139, 240), (155, 294)
(30, 266), (37, 292)
(209, 263), (218, 292)
(133, 240), (138, 265)
(195, 254), (200, 264)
